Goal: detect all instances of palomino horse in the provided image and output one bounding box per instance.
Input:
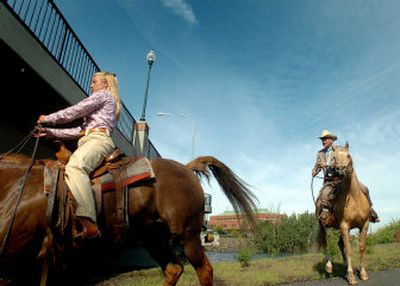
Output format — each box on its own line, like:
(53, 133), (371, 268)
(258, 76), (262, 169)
(317, 143), (371, 285)
(0, 153), (257, 286)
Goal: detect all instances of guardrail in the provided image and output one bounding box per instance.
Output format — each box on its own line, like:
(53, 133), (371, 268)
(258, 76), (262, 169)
(2, 0), (141, 148)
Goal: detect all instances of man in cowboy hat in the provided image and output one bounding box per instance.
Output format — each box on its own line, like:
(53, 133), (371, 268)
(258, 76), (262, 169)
(312, 129), (379, 225)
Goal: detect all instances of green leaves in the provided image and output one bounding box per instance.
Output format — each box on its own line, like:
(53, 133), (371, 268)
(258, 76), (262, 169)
(252, 211), (319, 255)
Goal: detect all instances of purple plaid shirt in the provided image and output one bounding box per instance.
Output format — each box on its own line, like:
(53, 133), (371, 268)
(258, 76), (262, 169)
(44, 90), (117, 139)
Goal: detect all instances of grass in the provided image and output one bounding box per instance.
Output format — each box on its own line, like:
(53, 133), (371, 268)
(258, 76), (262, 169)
(90, 242), (400, 286)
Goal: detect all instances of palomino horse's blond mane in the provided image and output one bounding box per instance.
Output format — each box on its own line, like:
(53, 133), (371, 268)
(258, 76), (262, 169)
(317, 142), (371, 285)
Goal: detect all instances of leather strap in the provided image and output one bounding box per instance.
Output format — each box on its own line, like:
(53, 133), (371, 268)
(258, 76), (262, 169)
(80, 128), (110, 137)
(109, 159), (129, 243)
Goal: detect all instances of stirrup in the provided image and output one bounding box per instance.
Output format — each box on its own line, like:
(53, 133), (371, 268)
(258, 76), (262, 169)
(319, 208), (334, 226)
(319, 208), (329, 218)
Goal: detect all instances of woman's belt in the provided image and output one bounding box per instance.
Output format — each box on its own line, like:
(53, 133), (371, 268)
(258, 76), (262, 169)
(80, 128), (111, 137)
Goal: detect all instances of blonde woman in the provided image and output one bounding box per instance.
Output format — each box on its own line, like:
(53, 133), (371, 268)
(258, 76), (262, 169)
(37, 71), (121, 239)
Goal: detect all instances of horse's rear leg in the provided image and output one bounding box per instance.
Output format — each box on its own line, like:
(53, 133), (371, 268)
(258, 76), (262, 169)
(144, 243), (183, 286)
(141, 226), (183, 286)
(183, 234), (213, 286)
(145, 245), (183, 286)
(317, 225), (332, 274)
(163, 262), (184, 286)
(338, 236), (346, 263)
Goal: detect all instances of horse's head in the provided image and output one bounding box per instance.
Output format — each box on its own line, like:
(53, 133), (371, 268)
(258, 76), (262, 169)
(332, 142), (353, 177)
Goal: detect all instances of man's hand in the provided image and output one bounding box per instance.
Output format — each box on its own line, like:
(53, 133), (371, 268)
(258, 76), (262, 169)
(312, 163), (326, 177)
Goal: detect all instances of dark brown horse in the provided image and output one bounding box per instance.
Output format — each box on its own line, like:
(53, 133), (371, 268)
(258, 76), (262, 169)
(0, 154), (257, 286)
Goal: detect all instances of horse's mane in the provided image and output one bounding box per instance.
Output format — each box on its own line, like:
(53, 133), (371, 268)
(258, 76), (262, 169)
(0, 153), (47, 166)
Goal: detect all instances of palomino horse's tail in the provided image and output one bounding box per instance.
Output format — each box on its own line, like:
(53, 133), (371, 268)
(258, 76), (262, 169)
(316, 224), (327, 251)
(186, 156), (258, 227)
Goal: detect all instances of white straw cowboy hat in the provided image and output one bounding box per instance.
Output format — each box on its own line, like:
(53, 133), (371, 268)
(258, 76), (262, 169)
(319, 129), (337, 141)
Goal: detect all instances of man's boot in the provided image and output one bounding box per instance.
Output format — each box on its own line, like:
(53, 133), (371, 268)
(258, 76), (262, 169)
(369, 208), (380, 223)
(77, 216), (101, 239)
(319, 207), (330, 225)
(360, 185), (379, 223)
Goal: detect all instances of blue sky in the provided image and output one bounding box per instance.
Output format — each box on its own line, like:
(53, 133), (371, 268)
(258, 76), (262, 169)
(54, 0), (400, 230)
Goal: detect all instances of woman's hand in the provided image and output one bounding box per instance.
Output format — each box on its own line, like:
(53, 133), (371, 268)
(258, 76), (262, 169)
(37, 115), (47, 124)
(32, 126), (47, 138)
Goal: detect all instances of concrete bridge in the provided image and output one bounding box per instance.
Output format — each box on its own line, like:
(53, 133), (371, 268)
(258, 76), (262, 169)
(0, 0), (160, 159)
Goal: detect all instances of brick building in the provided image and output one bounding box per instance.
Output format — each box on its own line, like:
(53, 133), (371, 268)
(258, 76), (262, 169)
(208, 209), (286, 231)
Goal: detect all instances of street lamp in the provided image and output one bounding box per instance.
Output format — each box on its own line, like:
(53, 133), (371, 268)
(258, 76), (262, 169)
(157, 112), (196, 159)
(140, 50), (156, 121)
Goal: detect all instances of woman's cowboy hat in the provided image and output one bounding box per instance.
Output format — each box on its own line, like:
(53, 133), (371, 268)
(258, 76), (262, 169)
(319, 129), (337, 141)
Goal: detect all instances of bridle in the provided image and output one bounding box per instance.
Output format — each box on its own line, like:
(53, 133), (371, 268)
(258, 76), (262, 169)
(0, 125), (42, 255)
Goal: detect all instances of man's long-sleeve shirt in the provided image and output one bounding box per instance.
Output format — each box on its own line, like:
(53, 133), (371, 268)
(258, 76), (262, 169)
(44, 90), (117, 139)
(312, 147), (334, 177)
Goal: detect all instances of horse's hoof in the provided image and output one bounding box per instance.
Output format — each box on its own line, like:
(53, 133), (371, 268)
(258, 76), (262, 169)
(360, 272), (369, 281)
(325, 265), (333, 274)
(347, 273), (358, 285)
(348, 279), (358, 285)
(325, 261), (333, 274)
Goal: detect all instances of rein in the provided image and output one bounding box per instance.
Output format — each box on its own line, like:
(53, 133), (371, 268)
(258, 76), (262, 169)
(0, 126), (41, 256)
(0, 133), (32, 160)
(310, 175), (336, 206)
(311, 176), (318, 206)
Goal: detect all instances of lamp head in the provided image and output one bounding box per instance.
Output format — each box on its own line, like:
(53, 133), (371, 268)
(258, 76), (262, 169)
(147, 50), (156, 65)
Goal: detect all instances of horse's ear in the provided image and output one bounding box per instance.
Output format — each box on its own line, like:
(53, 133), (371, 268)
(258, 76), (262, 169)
(344, 141), (349, 150)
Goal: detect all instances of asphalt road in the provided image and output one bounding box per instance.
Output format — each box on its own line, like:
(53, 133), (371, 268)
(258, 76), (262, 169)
(280, 268), (400, 286)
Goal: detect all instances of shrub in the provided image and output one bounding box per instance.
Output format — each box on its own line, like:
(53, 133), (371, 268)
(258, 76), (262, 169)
(236, 236), (255, 267)
(367, 219), (400, 246)
(252, 211), (318, 255)
(326, 229), (341, 260)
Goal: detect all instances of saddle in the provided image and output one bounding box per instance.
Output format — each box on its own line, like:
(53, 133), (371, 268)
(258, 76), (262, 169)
(44, 144), (155, 244)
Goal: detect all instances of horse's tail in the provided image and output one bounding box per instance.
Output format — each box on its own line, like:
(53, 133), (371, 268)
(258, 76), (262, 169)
(316, 223), (327, 251)
(186, 156), (258, 227)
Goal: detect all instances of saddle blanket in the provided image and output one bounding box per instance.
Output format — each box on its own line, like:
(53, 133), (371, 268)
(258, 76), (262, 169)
(43, 157), (155, 194)
(99, 157), (155, 191)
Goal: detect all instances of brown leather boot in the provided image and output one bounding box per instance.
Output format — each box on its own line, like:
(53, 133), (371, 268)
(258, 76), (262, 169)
(369, 208), (380, 223)
(319, 208), (329, 225)
(77, 216), (101, 239)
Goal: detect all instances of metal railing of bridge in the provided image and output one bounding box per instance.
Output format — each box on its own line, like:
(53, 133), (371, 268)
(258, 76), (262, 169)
(3, 0), (159, 159)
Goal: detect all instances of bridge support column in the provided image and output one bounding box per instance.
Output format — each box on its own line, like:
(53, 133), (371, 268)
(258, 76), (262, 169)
(133, 120), (150, 157)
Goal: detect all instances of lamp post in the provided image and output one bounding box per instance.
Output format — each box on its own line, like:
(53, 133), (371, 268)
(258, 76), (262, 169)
(140, 50), (156, 121)
(157, 112), (196, 159)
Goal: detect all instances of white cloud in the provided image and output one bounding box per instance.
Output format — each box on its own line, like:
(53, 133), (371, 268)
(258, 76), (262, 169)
(161, 0), (198, 25)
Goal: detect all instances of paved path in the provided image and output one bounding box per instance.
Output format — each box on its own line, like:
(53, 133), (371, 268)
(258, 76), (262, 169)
(280, 268), (400, 286)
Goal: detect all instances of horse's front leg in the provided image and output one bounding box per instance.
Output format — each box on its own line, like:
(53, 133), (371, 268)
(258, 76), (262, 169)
(340, 225), (357, 285)
(359, 221), (369, 281)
